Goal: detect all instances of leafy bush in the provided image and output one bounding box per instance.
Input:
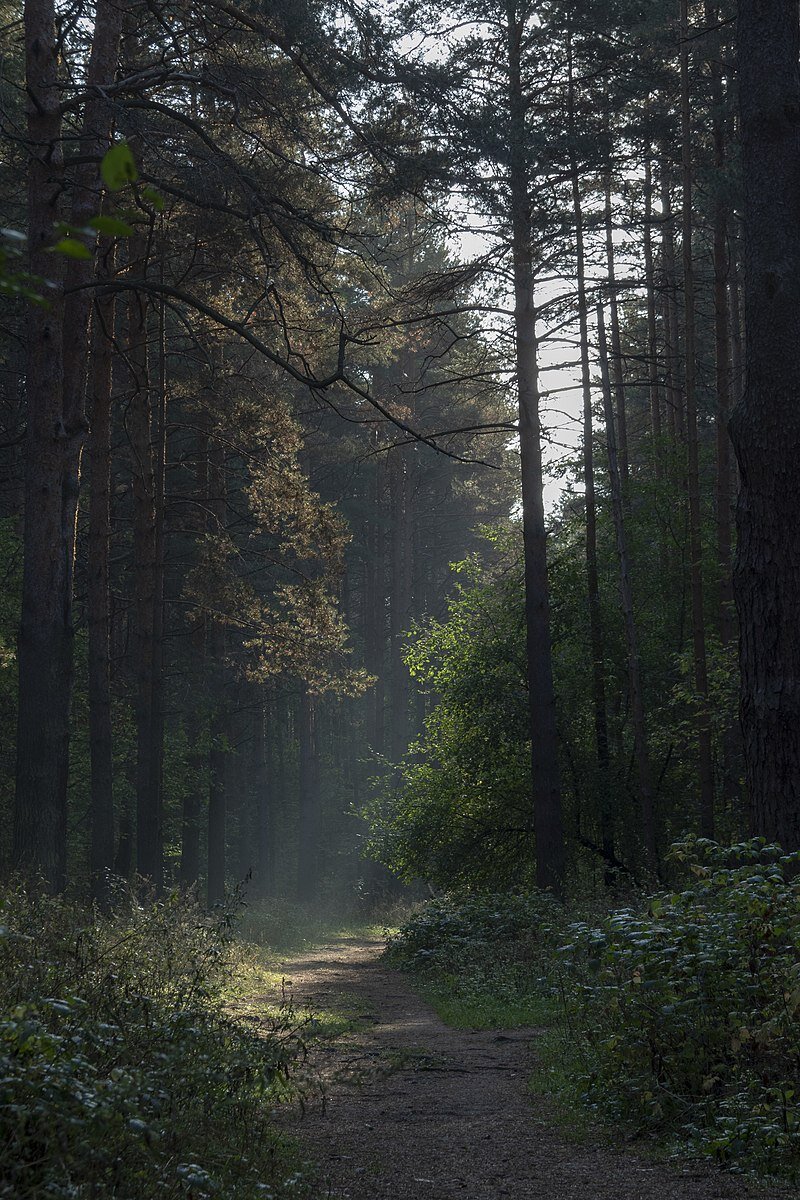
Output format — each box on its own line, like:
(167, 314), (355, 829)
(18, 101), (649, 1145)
(364, 548), (538, 893)
(0, 883), (310, 1199)
(387, 892), (563, 970)
(386, 893), (566, 1027)
(559, 838), (800, 1178)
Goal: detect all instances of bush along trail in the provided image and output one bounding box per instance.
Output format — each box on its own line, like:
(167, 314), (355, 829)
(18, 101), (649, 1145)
(4, 840), (799, 1199)
(269, 843), (800, 1197)
(0, 886), (314, 1200)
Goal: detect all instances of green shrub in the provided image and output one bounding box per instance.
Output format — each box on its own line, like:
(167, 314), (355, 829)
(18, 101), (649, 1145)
(558, 838), (800, 1178)
(386, 893), (565, 1027)
(0, 883), (310, 1199)
(387, 892), (563, 969)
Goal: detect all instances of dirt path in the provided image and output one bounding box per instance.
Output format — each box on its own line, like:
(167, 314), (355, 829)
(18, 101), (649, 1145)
(268, 938), (788, 1199)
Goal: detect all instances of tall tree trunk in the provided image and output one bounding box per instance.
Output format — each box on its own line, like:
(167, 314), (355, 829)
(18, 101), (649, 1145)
(233, 721), (252, 886)
(180, 415), (209, 890)
(567, 34), (613, 880)
(207, 704), (228, 907)
(707, 2), (739, 815)
(603, 171), (630, 495)
(507, 2), (564, 895)
(148, 298), (167, 875)
(729, 230), (744, 409)
(206, 424), (227, 907)
(706, 1), (734, 649)
(14, 0), (71, 890)
(64, 9), (123, 893)
(389, 443), (411, 763)
(680, 0), (715, 838)
(365, 443), (386, 754)
(127, 237), (161, 887)
(643, 153), (665, 491)
(253, 701), (272, 899)
(297, 686), (319, 902)
(273, 695), (286, 892)
(87, 251), (115, 905)
(730, 0), (800, 849)
(61, 0), (122, 434)
(598, 306), (657, 874)
(180, 704), (203, 890)
(660, 155), (683, 449)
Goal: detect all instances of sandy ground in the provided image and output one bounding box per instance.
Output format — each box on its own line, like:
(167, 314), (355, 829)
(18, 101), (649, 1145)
(264, 937), (791, 1200)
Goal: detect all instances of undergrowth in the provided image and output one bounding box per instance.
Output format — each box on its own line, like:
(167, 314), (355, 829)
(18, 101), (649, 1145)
(387, 841), (800, 1182)
(559, 838), (800, 1181)
(236, 895), (401, 955)
(385, 892), (564, 1029)
(0, 882), (312, 1200)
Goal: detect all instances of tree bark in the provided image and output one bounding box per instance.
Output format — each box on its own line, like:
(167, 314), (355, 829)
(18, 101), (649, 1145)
(365, 439), (386, 754)
(729, 230), (744, 409)
(730, 0), (800, 849)
(680, 0), (715, 838)
(61, 0), (122, 439)
(127, 237), (161, 887)
(598, 305), (657, 874)
(297, 686), (319, 902)
(660, 155), (683, 449)
(14, 0), (71, 890)
(603, 171), (630, 495)
(87, 250), (115, 906)
(252, 701), (272, 899)
(180, 704), (203, 891)
(206, 425), (227, 907)
(149, 298), (167, 875)
(180, 414), (209, 891)
(706, 1), (734, 650)
(643, 154), (664, 489)
(507, 1), (564, 895)
(207, 706), (228, 907)
(389, 442), (411, 763)
(567, 33), (613, 880)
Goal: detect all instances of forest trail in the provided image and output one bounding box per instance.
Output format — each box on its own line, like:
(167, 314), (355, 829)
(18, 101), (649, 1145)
(270, 938), (787, 1200)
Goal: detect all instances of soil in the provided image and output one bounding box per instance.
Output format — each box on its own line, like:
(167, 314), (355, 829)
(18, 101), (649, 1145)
(266, 937), (791, 1200)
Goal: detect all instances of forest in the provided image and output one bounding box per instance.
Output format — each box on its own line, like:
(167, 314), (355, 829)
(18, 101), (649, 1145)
(2, 0), (800, 1196)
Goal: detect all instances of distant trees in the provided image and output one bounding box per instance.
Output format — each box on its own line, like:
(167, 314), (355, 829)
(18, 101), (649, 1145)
(6, 0), (379, 893)
(367, 0), (754, 890)
(6, 0), (800, 902)
(2, 0), (515, 901)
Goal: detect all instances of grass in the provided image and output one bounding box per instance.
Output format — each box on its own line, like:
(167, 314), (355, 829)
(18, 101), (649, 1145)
(235, 894), (405, 955)
(414, 971), (559, 1030)
(229, 902), (410, 1055)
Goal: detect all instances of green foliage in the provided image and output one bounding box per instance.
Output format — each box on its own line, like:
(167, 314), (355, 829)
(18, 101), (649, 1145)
(558, 838), (800, 1178)
(0, 144), (143, 299)
(100, 141), (139, 191)
(365, 539), (536, 889)
(386, 893), (565, 1028)
(0, 885), (311, 1199)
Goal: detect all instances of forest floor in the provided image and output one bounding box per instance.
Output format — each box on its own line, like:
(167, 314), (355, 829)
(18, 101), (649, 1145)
(259, 937), (790, 1200)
